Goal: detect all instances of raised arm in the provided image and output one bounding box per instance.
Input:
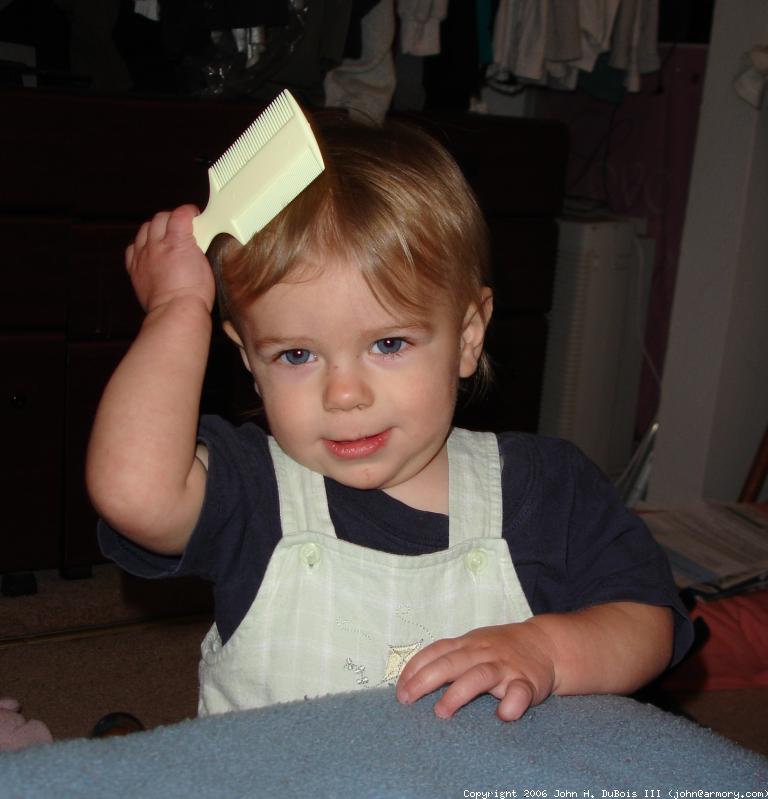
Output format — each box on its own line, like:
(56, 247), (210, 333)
(86, 205), (215, 555)
(396, 602), (673, 721)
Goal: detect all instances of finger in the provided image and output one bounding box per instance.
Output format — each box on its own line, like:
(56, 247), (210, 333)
(396, 638), (457, 699)
(147, 211), (172, 242)
(133, 221), (151, 253)
(397, 643), (475, 705)
(432, 661), (503, 719)
(165, 205), (199, 241)
(397, 637), (459, 690)
(496, 678), (536, 722)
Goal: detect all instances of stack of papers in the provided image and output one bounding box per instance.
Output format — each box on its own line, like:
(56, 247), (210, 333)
(639, 502), (768, 598)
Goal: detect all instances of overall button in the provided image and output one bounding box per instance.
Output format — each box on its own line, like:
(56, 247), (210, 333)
(464, 548), (488, 574)
(300, 543), (321, 568)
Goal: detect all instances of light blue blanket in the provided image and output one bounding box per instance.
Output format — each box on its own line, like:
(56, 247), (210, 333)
(1, 690), (766, 797)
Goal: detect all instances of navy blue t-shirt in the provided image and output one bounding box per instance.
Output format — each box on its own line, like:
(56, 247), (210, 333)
(99, 416), (693, 664)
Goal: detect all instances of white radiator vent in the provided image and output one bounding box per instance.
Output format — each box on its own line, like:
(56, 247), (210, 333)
(538, 217), (654, 479)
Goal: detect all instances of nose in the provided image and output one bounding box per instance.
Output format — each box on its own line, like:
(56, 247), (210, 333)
(323, 363), (373, 411)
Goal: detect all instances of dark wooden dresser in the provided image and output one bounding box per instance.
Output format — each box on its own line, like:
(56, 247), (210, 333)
(0, 87), (567, 577)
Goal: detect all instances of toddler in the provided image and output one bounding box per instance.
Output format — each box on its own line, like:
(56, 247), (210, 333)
(87, 115), (692, 721)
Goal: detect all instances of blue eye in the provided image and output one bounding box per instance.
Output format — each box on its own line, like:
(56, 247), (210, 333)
(372, 337), (405, 355)
(279, 349), (315, 365)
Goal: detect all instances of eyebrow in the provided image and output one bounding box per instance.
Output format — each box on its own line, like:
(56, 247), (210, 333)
(251, 321), (435, 350)
(251, 336), (315, 351)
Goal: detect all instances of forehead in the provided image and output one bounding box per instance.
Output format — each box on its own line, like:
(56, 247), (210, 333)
(235, 259), (456, 338)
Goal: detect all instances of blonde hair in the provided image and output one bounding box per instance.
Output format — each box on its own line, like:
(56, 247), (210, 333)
(213, 114), (492, 384)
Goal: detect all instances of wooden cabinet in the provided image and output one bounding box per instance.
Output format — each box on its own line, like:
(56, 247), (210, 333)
(0, 89), (260, 577)
(1, 87), (567, 576)
(1, 217), (69, 574)
(413, 112), (567, 433)
(1, 335), (66, 572)
(63, 341), (129, 568)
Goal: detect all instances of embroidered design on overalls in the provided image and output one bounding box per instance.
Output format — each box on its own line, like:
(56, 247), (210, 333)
(336, 606), (433, 687)
(379, 605), (433, 684)
(395, 605), (432, 639)
(381, 642), (422, 684)
(337, 617), (374, 689)
(343, 658), (369, 685)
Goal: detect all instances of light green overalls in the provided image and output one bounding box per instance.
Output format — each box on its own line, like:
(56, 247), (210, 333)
(198, 427), (533, 715)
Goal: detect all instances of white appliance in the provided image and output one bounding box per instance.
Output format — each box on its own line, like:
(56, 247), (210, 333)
(538, 216), (654, 479)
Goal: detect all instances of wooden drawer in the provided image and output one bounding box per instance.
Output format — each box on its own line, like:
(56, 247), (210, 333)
(68, 223), (143, 341)
(0, 93), (72, 214)
(489, 217), (558, 313)
(63, 341), (129, 569)
(0, 88), (265, 219)
(68, 95), (264, 218)
(401, 111), (569, 217)
(0, 334), (66, 572)
(454, 315), (548, 434)
(0, 217), (68, 330)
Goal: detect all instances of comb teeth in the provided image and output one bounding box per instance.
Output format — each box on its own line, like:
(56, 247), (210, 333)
(210, 91), (295, 191)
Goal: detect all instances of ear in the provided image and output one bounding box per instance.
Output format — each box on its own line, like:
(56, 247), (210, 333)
(222, 320), (254, 376)
(458, 288), (493, 379)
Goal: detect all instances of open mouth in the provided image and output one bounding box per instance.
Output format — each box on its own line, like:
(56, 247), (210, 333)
(323, 430), (391, 460)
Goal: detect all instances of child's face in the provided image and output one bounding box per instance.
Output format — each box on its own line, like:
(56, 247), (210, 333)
(224, 259), (490, 510)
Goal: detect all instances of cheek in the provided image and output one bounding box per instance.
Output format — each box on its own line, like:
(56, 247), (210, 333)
(403, 355), (460, 412)
(262, 399), (315, 459)
(254, 371), (312, 431)
(261, 380), (307, 415)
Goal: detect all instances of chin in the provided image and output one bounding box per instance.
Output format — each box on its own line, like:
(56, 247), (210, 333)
(330, 470), (385, 491)
(322, 460), (392, 491)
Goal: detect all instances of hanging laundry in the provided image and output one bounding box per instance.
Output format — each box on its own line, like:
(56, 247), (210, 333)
(492, 0), (549, 83)
(490, 0), (659, 93)
(549, 0), (621, 88)
(324, 0), (396, 123)
(398, 0), (449, 56)
(609, 0), (659, 91)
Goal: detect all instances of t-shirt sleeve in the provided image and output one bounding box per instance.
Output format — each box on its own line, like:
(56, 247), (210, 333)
(98, 520), (186, 579)
(502, 434), (694, 666)
(97, 415), (281, 586)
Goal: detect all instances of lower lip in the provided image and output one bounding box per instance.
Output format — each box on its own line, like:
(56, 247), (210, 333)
(324, 430), (390, 460)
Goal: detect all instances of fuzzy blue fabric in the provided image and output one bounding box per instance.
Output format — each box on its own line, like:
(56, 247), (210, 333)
(0, 690), (765, 798)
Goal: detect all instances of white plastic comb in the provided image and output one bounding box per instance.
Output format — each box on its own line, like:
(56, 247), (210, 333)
(192, 90), (325, 252)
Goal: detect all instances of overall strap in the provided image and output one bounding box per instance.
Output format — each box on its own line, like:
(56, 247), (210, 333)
(267, 437), (336, 538)
(447, 428), (503, 545)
